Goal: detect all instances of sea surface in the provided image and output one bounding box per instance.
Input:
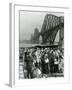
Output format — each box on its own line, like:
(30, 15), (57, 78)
(19, 42), (40, 48)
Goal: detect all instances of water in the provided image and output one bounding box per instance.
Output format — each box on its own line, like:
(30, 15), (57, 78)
(19, 42), (41, 48)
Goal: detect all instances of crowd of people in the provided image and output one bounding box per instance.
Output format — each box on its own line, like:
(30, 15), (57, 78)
(20, 46), (64, 79)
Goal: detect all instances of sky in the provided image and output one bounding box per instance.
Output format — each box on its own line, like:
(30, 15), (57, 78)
(20, 11), (64, 41)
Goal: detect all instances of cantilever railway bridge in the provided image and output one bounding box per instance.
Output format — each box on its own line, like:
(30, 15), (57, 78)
(32, 14), (64, 46)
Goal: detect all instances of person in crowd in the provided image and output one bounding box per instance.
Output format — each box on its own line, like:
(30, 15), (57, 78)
(44, 54), (50, 74)
(54, 58), (59, 73)
(26, 52), (33, 79)
(41, 52), (45, 74)
(49, 51), (54, 75)
(35, 48), (41, 69)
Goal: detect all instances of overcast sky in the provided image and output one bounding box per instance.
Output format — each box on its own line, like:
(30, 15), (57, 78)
(20, 11), (64, 41)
